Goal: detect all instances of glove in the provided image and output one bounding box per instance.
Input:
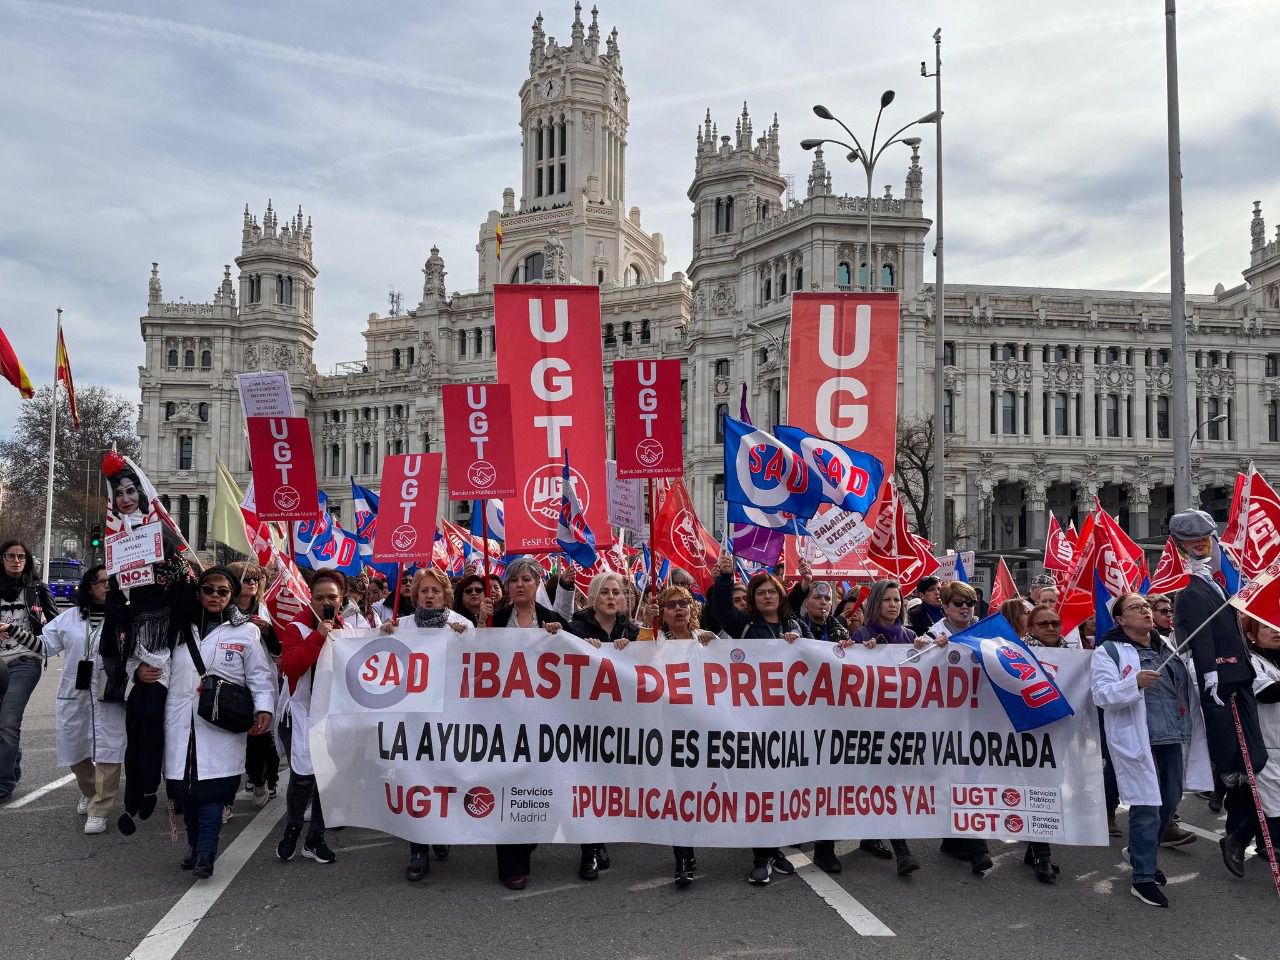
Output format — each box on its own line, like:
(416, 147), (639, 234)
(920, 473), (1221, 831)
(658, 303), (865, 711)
(1204, 670), (1224, 707)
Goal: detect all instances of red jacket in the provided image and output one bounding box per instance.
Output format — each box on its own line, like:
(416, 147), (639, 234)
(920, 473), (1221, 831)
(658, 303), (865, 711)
(279, 610), (343, 694)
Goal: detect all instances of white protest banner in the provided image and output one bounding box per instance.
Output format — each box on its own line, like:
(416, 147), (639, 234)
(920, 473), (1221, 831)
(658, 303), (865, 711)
(606, 459), (645, 534)
(806, 508), (873, 562)
(309, 629), (1107, 847)
(105, 521), (164, 574)
(934, 551), (976, 583)
(237, 370), (295, 417)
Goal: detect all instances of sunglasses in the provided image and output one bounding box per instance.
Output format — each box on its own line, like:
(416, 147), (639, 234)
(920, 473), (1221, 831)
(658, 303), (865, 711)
(1033, 618), (1061, 628)
(242, 576), (261, 583)
(949, 599), (975, 608)
(463, 586), (486, 595)
(1153, 607), (1172, 615)
(200, 585), (233, 598)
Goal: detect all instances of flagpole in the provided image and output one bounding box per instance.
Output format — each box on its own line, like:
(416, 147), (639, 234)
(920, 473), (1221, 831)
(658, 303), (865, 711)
(40, 308), (62, 580)
(481, 501), (493, 627)
(647, 478), (659, 631)
(393, 562), (403, 623)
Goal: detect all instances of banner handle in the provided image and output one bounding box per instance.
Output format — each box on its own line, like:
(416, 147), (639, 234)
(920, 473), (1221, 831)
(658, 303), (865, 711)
(481, 502), (493, 627)
(393, 562), (403, 623)
(648, 479), (659, 634)
(1231, 695), (1280, 898)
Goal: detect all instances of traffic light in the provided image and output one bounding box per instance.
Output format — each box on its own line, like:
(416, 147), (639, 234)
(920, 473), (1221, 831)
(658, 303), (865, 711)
(89, 524), (102, 549)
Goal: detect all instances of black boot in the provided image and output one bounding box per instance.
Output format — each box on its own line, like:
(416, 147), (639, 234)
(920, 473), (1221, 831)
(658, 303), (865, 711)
(578, 847), (599, 881)
(431, 845), (451, 860)
(596, 844), (611, 869)
(192, 852), (214, 880)
(179, 846), (197, 870)
(892, 840), (919, 876)
(858, 839), (893, 860)
(406, 848), (428, 882)
(813, 841), (842, 873)
(674, 857), (694, 888)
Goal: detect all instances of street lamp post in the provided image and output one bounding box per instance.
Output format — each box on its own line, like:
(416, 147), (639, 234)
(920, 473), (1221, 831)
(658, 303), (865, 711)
(922, 28), (946, 550)
(1190, 413), (1228, 445)
(1166, 0), (1193, 509)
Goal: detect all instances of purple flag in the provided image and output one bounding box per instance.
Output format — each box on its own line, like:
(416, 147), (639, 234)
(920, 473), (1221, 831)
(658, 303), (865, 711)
(730, 383), (786, 564)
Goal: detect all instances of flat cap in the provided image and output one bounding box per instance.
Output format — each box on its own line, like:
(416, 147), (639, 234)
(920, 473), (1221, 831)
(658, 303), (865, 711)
(1030, 573), (1057, 589)
(1169, 509), (1217, 541)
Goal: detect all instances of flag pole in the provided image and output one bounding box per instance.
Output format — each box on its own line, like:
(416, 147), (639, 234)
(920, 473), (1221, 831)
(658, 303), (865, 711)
(647, 478), (659, 631)
(393, 562), (403, 623)
(40, 308), (62, 581)
(481, 500), (493, 627)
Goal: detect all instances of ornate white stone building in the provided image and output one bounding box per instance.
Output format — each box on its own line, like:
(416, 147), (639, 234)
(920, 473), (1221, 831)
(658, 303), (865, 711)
(136, 4), (1280, 558)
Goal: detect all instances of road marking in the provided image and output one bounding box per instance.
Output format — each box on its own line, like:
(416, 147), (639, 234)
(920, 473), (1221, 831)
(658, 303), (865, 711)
(127, 801), (286, 960)
(337, 839), (396, 853)
(1117, 803), (1223, 843)
(501, 882), (578, 902)
(785, 849), (894, 937)
(6, 773), (75, 809)
(45, 895), (174, 921)
(627, 873), (705, 892)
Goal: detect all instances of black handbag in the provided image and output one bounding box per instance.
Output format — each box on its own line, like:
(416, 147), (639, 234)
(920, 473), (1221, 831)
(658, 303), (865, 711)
(185, 632), (256, 734)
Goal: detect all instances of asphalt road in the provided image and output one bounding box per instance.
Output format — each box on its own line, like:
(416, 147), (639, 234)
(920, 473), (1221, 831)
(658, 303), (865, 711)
(3, 657), (1278, 960)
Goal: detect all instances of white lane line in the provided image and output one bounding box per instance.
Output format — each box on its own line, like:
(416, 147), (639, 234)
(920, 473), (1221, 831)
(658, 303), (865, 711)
(6, 773), (75, 809)
(127, 801), (286, 960)
(1117, 803), (1224, 844)
(337, 839), (396, 853)
(501, 882), (578, 902)
(785, 849), (895, 938)
(628, 873), (705, 892)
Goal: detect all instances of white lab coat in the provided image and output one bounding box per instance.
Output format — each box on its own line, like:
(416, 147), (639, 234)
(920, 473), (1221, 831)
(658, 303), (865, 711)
(41, 607), (127, 766)
(1091, 638), (1212, 807)
(1248, 652), (1280, 818)
(164, 618), (277, 783)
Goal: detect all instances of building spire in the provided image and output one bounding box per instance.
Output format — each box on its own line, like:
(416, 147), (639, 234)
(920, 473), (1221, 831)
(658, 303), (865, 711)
(1252, 200), (1266, 252)
(148, 262), (162, 304)
(588, 4), (599, 49)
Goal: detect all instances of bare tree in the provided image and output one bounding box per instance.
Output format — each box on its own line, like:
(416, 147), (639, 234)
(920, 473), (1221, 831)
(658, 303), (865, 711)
(0, 384), (140, 552)
(895, 415), (935, 539)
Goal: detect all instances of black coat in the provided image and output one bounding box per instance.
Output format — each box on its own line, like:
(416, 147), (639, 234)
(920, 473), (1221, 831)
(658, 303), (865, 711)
(1174, 576), (1254, 691)
(567, 608), (639, 645)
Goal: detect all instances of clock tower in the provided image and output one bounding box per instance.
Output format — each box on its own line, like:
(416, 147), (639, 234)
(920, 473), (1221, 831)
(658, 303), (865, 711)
(519, 3), (628, 209)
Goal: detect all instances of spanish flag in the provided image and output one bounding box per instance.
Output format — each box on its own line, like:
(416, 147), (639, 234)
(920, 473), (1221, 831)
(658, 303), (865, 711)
(495, 220), (503, 262)
(55, 323), (79, 427)
(0, 326), (35, 399)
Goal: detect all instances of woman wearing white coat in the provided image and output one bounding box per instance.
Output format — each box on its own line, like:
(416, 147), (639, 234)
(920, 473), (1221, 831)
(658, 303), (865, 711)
(39, 566), (128, 835)
(164, 567), (275, 879)
(1091, 591), (1210, 909)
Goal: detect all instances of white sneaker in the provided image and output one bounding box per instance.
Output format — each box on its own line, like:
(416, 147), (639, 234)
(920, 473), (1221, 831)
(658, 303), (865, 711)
(252, 784), (269, 808)
(76, 795), (90, 816)
(84, 816), (107, 835)
(222, 805), (233, 824)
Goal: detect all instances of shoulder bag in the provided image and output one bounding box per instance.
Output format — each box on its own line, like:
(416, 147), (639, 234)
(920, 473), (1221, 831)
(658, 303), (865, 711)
(185, 630), (256, 734)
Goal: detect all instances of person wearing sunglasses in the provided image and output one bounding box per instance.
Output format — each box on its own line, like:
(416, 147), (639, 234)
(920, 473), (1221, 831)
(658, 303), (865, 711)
(653, 584), (716, 887)
(1092, 590), (1210, 908)
(0, 539), (57, 803)
(228, 561), (280, 809)
(164, 567), (275, 879)
(451, 573), (496, 626)
(926, 581), (978, 642)
(1020, 604), (1069, 883)
(1148, 594), (1174, 642)
(36, 566), (128, 834)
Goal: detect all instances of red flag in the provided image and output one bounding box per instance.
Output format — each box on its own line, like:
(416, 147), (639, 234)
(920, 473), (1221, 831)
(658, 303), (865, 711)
(1223, 466), (1280, 579)
(1057, 522), (1101, 636)
(0, 326), (34, 399)
(1094, 506), (1146, 596)
(1043, 513), (1075, 573)
(989, 556), (1019, 609)
(55, 326), (79, 428)
(864, 480), (939, 592)
(652, 478), (719, 593)
(1230, 557), (1280, 633)
(1147, 537), (1190, 594)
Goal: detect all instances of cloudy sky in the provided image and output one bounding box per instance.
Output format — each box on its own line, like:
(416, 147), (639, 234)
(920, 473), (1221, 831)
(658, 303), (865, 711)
(1, 0), (1277, 431)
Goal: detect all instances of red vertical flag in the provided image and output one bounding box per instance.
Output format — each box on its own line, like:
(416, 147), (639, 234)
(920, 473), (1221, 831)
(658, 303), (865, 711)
(989, 556), (1019, 609)
(440, 383), (517, 500)
(372, 453), (443, 564)
(494, 284), (610, 552)
(652, 479), (720, 593)
(55, 325), (79, 428)
(245, 417), (320, 522)
(612, 359), (684, 479)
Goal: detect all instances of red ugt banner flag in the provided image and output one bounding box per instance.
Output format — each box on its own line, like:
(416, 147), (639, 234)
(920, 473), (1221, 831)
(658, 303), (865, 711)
(372, 453), (443, 564)
(246, 417), (319, 522)
(653, 478), (720, 594)
(786, 292), (899, 576)
(441, 383), (517, 500)
(613, 359), (684, 479)
(495, 284), (611, 552)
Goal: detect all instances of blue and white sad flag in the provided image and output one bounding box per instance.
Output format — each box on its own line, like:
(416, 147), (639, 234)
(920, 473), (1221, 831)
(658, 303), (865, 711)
(556, 450), (598, 568)
(722, 416), (823, 519)
(946, 614), (1075, 732)
(773, 425), (885, 515)
(350, 480), (399, 582)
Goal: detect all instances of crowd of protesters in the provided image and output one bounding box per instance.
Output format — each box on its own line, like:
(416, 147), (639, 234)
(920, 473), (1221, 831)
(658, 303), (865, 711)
(1, 507), (1277, 909)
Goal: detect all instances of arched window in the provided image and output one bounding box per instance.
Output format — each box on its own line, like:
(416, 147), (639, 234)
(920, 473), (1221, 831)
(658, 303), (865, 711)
(407, 346), (415, 366)
(715, 403), (729, 442)
(521, 252), (545, 282)
(249, 275), (261, 303)
(881, 263), (895, 288)
(640, 319), (651, 343)
(779, 272), (788, 297)
(200, 350), (211, 369)
(858, 262), (870, 286)
(198, 402), (209, 422)
(394, 404), (403, 419)
(284, 276), (293, 305)
(604, 323), (616, 346)
(164, 402), (175, 420)
(795, 267), (803, 290)
(596, 269), (605, 285)
(474, 328), (483, 354)
(724, 197), (734, 232)
(622, 321), (632, 344)
(837, 262), (851, 286)
(276, 274), (284, 303)
(714, 359), (730, 378)
(392, 349), (400, 368)
(629, 264), (643, 286)
(457, 330), (468, 358)
(183, 349), (195, 368)
(763, 277), (772, 302)
(166, 348), (178, 368)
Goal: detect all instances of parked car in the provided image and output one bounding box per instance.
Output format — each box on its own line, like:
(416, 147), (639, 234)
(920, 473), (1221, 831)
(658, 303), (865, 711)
(46, 556), (83, 604)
